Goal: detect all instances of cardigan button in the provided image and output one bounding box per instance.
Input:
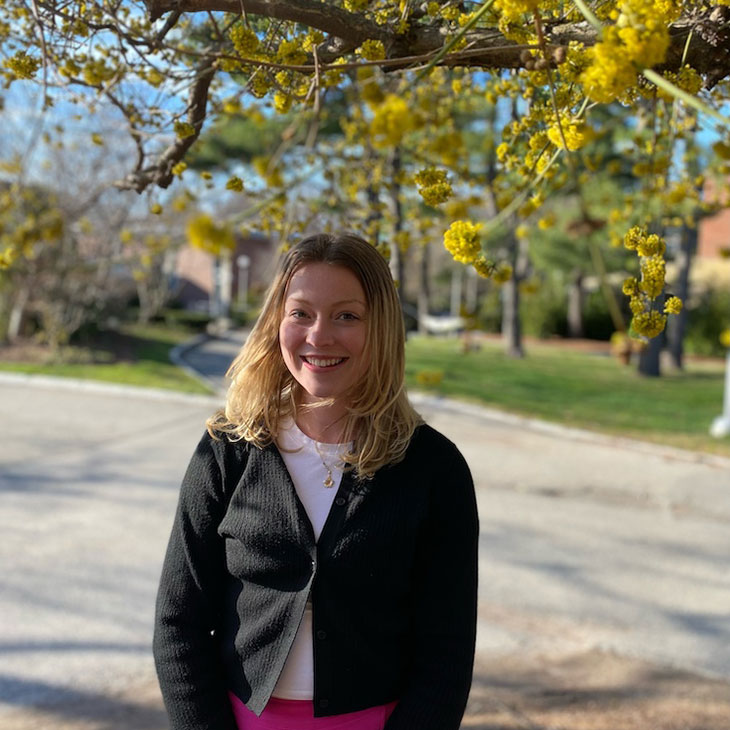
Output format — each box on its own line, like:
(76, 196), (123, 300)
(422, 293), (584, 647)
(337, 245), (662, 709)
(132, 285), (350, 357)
(316, 629), (327, 640)
(334, 497), (346, 507)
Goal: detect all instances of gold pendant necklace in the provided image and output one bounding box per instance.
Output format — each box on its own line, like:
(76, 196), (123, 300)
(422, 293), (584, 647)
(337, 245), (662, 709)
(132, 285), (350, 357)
(313, 440), (339, 488)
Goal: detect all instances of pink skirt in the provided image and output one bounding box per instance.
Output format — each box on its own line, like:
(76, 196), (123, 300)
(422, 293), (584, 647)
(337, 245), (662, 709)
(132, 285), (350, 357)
(229, 693), (398, 730)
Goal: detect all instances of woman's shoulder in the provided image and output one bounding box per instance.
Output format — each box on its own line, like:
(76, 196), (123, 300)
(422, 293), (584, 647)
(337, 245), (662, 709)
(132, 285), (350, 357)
(409, 422), (459, 452)
(404, 423), (469, 470)
(193, 428), (258, 474)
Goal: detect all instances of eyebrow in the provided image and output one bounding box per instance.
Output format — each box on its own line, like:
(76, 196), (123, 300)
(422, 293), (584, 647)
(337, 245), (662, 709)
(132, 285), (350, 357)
(287, 297), (366, 306)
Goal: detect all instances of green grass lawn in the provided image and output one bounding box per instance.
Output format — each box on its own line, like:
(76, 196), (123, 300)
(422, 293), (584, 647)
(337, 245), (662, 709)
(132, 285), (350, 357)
(0, 322), (213, 395)
(405, 335), (730, 457)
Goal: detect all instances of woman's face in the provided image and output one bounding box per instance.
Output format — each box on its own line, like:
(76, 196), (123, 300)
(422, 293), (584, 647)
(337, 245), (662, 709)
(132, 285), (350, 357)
(279, 262), (369, 406)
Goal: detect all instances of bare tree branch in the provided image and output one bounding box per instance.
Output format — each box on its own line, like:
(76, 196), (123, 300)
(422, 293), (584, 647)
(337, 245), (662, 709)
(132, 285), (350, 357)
(116, 55), (217, 192)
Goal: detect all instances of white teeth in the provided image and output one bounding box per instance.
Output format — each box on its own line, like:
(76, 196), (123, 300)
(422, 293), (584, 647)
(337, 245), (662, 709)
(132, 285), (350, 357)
(304, 357), (345, 367)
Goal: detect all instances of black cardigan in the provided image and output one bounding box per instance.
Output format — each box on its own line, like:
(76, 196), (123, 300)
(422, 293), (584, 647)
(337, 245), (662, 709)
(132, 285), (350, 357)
(153, 423), (478, 730)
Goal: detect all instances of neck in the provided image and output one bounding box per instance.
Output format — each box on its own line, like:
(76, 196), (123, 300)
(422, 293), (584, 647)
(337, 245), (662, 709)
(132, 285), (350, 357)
(295, 399), (349, 443)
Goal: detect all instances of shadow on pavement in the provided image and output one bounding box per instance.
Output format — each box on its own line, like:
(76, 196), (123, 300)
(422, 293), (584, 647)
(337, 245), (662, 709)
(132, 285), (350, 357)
(465, 649), (730, 730)
(0, 673), (166, 730)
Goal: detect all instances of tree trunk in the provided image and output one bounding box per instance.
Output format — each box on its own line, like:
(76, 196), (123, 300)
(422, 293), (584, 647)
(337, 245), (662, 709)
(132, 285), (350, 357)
(388, 148), (405, 303)
(501, 233), (526, 358)
(567, 268), (585, 338)
(465, 267), (479, 315)
(501, 277), (523, 358)
(450, 267), (463, 317)
(417, 244), (430, 335)
(638, 329), (664, 377)
(666, 224), (696, 370)
(7, 285), (30, 341)
(638, 294), (665, 377)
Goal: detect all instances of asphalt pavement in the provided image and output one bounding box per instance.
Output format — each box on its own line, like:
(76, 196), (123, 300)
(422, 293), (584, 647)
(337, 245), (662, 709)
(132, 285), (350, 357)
(1, 333), (730, 730)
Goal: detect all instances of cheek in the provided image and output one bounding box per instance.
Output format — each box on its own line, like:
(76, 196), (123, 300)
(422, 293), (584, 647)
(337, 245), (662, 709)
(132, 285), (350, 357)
(278, 324), (297, 364)
(350, 329), (369, 368)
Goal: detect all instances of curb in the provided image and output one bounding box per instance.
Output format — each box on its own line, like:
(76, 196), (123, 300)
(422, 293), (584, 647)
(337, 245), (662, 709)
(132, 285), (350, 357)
(168, 333), (227, 395)
(409, 392), (730, 470)
(0, 371), (223, 407)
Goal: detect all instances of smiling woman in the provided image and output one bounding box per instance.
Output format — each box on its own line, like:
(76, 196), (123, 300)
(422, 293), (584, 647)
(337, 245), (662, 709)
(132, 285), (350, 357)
(278, 262), (370, 439)
(153, 233), (479, 730)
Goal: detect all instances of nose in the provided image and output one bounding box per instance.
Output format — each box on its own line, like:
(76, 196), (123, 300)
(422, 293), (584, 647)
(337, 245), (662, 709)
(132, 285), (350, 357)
(306, 316), (335, 348)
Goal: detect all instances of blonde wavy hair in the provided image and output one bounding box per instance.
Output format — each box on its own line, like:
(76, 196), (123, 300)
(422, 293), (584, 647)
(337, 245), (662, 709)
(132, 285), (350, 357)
(207, 232), (422, 478)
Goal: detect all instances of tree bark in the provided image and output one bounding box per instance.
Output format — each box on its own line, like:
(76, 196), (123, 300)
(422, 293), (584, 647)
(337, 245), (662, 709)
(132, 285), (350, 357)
(638, 294), (665, 377)
(502, 234), (526, 359)
(417, 244), (430, 335)
(450, 267), (463, 318)
(388, 148), (405, 304)
(7, 285), (31, 342)
(666, 225), (696, 370)
(567, 268), (585, 339)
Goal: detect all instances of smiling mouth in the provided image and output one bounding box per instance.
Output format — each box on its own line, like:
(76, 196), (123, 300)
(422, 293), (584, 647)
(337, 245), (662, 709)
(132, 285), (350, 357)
(302, 356), (347, 368)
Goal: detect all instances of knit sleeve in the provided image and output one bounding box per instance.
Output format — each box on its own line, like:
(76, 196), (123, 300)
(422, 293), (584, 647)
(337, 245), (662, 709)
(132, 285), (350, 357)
(153, 432), (238, 730)
(385, 440), (479, 730)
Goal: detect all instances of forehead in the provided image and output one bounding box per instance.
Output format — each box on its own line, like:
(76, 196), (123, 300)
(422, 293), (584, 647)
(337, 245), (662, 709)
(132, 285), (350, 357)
(285, 262), (366, 304)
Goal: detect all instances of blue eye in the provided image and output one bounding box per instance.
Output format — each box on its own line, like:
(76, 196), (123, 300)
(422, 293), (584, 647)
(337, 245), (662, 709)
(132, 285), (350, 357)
(338, 312), (359, 321)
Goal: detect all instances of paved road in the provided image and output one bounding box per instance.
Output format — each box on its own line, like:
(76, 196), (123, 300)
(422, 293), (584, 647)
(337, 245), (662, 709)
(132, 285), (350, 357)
(1, 353), (729, 727)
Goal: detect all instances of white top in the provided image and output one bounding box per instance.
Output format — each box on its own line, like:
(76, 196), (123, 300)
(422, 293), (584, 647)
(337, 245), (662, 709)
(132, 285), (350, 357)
(272, 420), (351, 700)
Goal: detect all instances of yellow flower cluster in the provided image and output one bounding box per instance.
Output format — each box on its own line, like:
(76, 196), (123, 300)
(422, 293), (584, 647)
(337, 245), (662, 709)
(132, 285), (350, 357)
(3, 50), (40, 80)
(637, 234), (665, 257)
(276, 38), (307, 65)
(622, 226), (680, 339)
(0, 246), (17, 269)
(473, 256), (495, 279)
(274, 91), (292, 113)
(359, 68), (385, 107)
(639, 255), (665, 299)
(249, 74), (271, 99)
(493, 0), (551, 25)
(622, 276), (639, 297)
(394, 230), (411, 253)
(414, 168), (452, 207)
(171, 161), (187, 176)
(443, 220), (482, 264)
(187, 214), (235, 255)
(656, 65), (702, 103)
(226, 176), (244, 192)
(663, 296), (682, 315)
(623, 225), (645, 251)
(581, 31), (640, 103)
(253, 157), (284, 187)
(230, 25), (259, 57)
(632, 311), (667, 338)
(582, 0), (677, 103)
(439, 5), (460, 21)
(82, 59), (116, 85)
(416, 369), (444, 387)
(492, 263), (513, 284)
(370, 94), (415, 148)
(302, 31), (325, 52)
(344, 0), (369, 11)
(546, 116), (593, 151)
(357, 39), (385, 61)
(174, 121), (196, 139)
